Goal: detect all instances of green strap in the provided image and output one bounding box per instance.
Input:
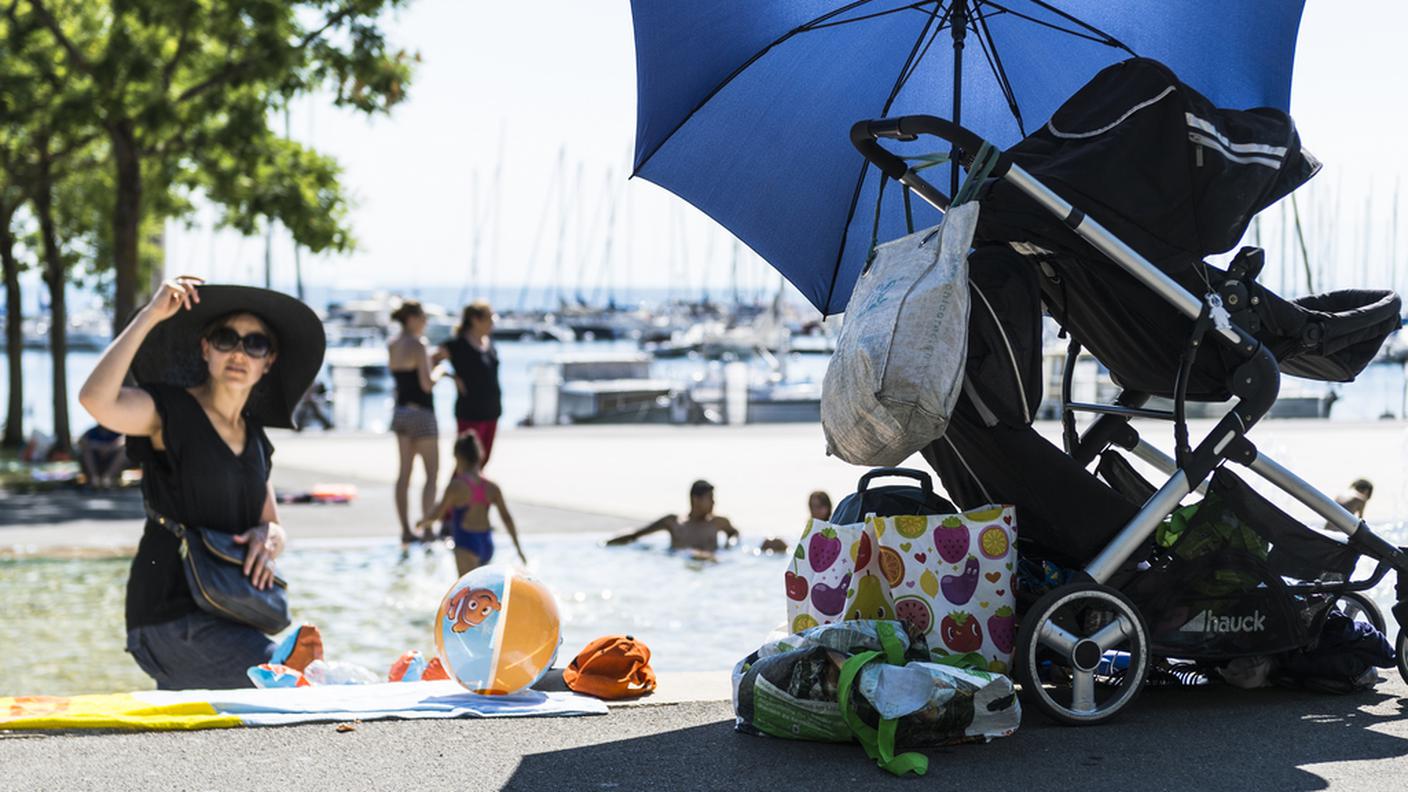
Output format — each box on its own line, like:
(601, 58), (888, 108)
(931, 650), (990, 673)
(953, 142), (998, 206)
(836, 624), (928, 777)
(864, 151), (950, 272)
(905, 152), (951, 172)
(876, 620), (905, 665)
(864, 173), (891, 274)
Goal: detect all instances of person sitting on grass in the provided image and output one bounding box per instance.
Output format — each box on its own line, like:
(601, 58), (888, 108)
(418, 431), (526, 576)
(78, 424), (128, 489)
(607, 479), (740, 554)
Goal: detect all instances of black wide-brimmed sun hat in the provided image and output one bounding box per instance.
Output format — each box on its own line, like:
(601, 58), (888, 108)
(131, 284), (326, 429)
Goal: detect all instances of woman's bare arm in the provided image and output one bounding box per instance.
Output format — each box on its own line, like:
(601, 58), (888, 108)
(605, 516), (674, 545)
(79, 278), (201, 438)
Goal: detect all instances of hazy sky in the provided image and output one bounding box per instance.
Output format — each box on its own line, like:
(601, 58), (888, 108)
(93, 1), (1408, 304)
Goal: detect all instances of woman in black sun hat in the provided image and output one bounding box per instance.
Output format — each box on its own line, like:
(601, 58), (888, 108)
(79, 276), (326, 689)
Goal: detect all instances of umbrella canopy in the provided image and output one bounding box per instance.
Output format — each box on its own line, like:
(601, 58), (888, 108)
(631, 0), (1306, 314)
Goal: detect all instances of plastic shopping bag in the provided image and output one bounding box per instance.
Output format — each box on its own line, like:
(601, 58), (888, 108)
(821, 201), (978, 466)
(785, 505), (1018, 673)
(732, 620), (1020, 777)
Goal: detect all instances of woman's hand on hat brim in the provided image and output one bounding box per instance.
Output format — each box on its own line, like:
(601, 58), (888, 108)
(142, 276), (204, 323)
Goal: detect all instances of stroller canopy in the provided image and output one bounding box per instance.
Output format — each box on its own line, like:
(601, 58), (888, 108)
(980, 58), (1321, 275)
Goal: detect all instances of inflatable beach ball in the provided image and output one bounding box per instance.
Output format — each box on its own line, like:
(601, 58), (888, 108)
(434, 565), (562, 695)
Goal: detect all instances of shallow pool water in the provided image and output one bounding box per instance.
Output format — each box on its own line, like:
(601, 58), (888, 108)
(0, 535), (789, 696)
(4, 522), (1405, 697)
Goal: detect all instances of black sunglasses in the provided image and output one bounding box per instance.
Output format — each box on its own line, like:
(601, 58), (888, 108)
(207, 326), (275, 358)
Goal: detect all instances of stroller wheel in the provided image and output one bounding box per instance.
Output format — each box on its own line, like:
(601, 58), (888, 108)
(1015, 582), (1150, 726)
(1334, 592), (1386, 634)
(1397, 630), (1407, 686)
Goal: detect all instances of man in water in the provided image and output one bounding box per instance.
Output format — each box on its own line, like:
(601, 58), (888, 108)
(607, 479), (739, 553)
(1327, 479), (1373, 530)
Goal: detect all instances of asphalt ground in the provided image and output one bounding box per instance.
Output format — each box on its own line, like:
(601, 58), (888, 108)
(2, 678), (1406, 791)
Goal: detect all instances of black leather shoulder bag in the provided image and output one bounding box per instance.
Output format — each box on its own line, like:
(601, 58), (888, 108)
(147, 506), (292, 635)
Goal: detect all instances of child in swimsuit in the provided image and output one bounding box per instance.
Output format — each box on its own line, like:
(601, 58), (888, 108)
(418, 432), (526, 576)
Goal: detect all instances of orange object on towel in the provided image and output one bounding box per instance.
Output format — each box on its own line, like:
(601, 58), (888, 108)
(562, 635), (656, 700)
(422, 657), (450, 681)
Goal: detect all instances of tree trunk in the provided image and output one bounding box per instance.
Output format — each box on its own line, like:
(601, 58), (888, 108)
(0, 200), (23, 449)
(33, 144), (72, 456)
(111, 122), (142, 337)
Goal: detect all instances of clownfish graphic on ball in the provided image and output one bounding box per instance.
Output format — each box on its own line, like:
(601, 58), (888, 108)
(446, 587), (501, 632)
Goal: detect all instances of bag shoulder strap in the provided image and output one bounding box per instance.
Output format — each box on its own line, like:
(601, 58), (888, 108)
(145, 503), (189, 540)
(836, 623), (928, 777)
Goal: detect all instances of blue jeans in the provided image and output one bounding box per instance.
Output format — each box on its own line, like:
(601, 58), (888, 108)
(126, 611), (275, 690)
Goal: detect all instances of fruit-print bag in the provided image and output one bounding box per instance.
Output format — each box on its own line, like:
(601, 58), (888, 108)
(785, 505), (1018, 674)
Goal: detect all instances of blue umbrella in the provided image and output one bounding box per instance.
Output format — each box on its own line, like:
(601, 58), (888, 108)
(631, 0), (1306, 314)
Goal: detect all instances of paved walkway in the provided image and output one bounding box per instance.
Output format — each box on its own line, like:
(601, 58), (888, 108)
(3, 678), (1405, 791)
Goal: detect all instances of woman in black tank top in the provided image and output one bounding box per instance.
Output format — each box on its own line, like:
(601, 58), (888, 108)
(387, 300), (450, 543)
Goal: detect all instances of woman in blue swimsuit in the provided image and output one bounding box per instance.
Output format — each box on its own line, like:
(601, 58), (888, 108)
(419, 432), (527, 576)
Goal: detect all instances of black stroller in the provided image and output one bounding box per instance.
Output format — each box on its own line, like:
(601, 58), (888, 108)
(850, 58), (1408, 725)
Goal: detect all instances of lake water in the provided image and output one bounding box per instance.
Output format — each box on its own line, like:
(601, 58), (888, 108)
(5, 341), (1406, 441)
(4, 340), (833, 438)
(0, 535), (790, 696)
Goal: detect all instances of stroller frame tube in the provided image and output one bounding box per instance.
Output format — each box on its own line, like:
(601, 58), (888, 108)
(1002, 166), (1217, 331)
(1246, 453), (1360, 537)
(1084, 475), (1191, 583)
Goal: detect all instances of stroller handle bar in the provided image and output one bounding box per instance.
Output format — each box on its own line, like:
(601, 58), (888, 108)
(851, 115), (1250, 349)
(849, 116), (1009, 212)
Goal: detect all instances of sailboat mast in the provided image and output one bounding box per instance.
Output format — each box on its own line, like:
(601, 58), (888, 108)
(1361, 186), (1372, 288)
(458, 170), (481, 307)
(1392, 177), (1401, 296)
(489, 127), (504, 300)
(516, 147), (564, 312)
(592, 169), (618, 306)
(731, 239), (741, 307)
(551, 160), (577, 309)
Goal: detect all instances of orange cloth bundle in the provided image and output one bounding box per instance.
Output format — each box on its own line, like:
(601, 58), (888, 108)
(562, 635), (656, 700)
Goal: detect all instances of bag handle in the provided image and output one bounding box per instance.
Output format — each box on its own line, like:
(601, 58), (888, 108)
(856, 467), (933, 495)
(837, 622), (928, 777)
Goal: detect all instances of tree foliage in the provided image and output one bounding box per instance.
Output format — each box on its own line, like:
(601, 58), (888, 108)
(9, 0), (416, 331)
(1, 0), (415, 447)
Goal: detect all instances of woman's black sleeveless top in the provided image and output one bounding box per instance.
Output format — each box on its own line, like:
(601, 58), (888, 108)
(392, 369), (434, 409)
(124, 384), (273, 630)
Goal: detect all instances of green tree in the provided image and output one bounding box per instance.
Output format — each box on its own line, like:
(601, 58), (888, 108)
(18, 0), (415, 334)
(1, 3), (99, 454)
(0, 184), (26, 448)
